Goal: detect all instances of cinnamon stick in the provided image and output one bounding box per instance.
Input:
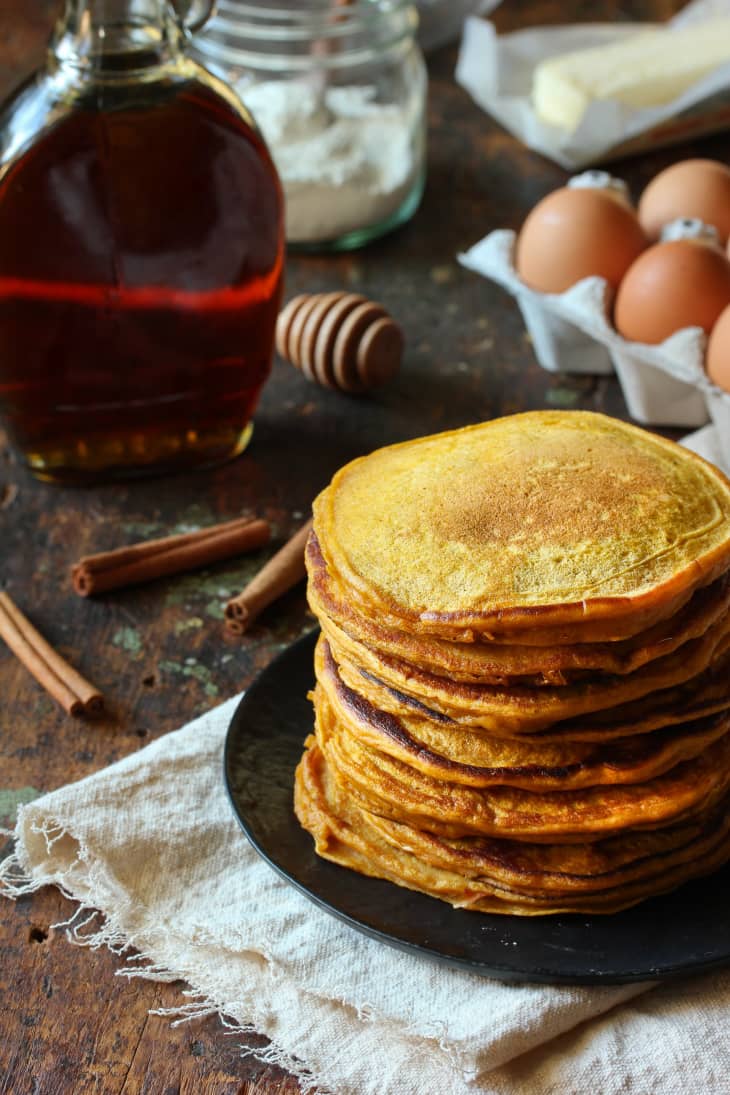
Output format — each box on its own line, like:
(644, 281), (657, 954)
(0, 592), (103, 716)
(225, 519), (313, 635)
(72, 516), (271, 596)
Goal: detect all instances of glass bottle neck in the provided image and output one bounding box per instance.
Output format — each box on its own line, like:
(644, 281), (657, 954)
(52, 0), (184, 72)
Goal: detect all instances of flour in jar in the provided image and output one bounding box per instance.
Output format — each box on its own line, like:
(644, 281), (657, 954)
(242, 80), (422, 244)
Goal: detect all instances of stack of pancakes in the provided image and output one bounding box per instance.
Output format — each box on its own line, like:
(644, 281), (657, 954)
(294, 411), (730, 914)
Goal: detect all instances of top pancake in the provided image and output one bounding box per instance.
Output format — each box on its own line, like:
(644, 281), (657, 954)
(313, 411), (730, 642)
(308, 536), (730, 682)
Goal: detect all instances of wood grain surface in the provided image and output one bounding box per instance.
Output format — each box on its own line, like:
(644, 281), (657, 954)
(0, 0), (723, 1091)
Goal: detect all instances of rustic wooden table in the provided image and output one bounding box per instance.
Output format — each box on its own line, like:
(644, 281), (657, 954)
(0, 0), (724, 1092)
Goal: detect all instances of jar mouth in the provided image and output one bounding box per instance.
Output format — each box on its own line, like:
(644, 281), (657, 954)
(212, 1), (414, 34)
(194, 0), (418, 71)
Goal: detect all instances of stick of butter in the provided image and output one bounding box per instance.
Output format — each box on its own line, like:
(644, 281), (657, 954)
(533, 19), (730, 133)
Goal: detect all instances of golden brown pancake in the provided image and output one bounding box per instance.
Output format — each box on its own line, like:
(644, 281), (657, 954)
(325, 615), (730, 736)
(316, 639), (730, 791)
(365, 804), (725, 894)
(340, 643), (730, 743)
(313, 412), (730, 643)
(308, 535), (730, 684)
(295, 741), (730, 914)
(314, 688), (730, 842)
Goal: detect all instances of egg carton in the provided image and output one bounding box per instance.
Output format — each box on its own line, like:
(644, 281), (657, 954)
(459, 229), (730, 473)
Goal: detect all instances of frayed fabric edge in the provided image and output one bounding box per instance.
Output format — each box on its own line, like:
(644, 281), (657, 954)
(0, 829), (334, 1094)
(0, 847), (47, 898)
(151, 1001), (333, 1094)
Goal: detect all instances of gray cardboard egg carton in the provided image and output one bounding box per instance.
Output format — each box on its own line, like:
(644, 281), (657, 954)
(460, 229), (730, 474)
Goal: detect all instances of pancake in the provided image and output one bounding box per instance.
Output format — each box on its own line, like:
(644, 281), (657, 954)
(308, 535), (730, 684)
(325, 614), (730, 736)
(316, 639), (730, 791)
(314, 688), (730, 842)
(295, 741), (730, 914)
(338, 644), (730, 744)
(365, 803), (728, 894)
(313, 411), (730, 643)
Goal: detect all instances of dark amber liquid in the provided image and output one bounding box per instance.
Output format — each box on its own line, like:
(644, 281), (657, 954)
(0, 75), (284, 482)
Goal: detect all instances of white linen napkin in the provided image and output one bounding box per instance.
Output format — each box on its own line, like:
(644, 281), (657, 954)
(2, 696), (730, 1095)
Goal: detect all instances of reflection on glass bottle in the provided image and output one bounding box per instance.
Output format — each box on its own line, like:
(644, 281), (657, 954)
(0, 0), (284, 483)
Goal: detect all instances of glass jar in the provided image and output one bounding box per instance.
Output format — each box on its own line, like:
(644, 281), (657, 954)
(0, 0), (284, 483)
(192, 1), (427, 251)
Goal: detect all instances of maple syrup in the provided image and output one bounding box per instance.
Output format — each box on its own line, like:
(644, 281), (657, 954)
(0, 3), (284, 482)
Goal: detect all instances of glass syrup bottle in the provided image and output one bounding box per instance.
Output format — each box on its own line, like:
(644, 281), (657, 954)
(0, 0), (284, 483)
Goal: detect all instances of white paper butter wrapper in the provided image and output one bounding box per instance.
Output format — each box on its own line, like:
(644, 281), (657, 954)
(703, 389), (730, 474)
(681, 422), (730, 474)
(455, 0), (730, 169)
(459, 228), (730, 475)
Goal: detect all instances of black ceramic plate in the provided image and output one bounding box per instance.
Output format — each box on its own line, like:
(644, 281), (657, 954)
(224, 631), (730, 985)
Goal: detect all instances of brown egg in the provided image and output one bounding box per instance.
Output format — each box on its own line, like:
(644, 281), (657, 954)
(615, 238), (730, 345)
(639, 160), (730, 243)
(515, 186), (647, 294)
(706, 303), (730, 392)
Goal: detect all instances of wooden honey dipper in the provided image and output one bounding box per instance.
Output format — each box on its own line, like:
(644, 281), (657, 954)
(276, 292), (404, 393)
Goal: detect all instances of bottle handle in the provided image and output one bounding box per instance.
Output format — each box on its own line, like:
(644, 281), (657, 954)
(172, 0), (217, 35)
